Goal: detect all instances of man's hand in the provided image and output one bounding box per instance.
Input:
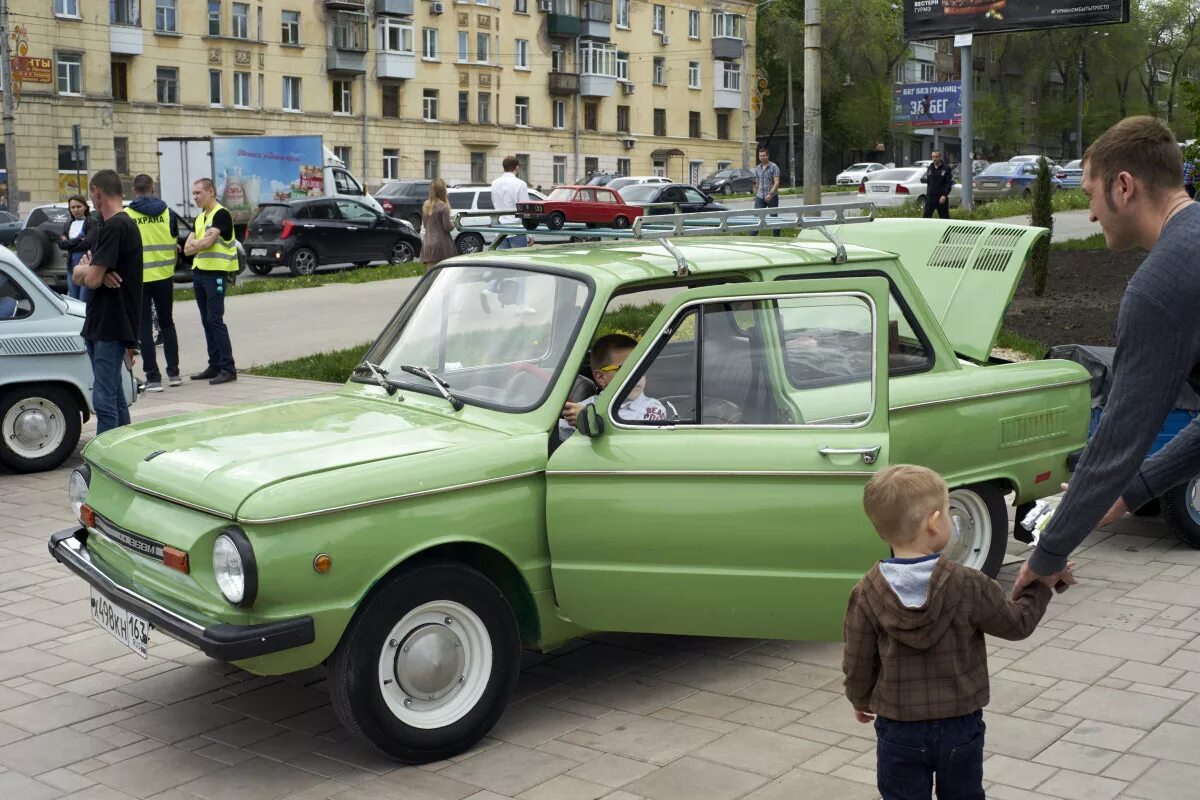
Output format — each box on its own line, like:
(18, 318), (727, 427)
(562, 401), (583, 428)
(1061, 483), (1130, 528)
(101, 271), (122, 289)
(79, 251), (92, 268)
(126, 348), (137, 368)
(1013, 559), (1078, 598)
(854, 710), (875, 724)
(939, 195), (947, 205)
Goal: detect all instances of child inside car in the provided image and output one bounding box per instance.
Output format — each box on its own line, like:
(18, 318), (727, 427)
(559, 333), (667, 441)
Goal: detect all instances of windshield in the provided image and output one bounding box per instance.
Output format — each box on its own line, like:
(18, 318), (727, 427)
(606, 178), (635, 190)
(847, 163), (875, 171)
(548, 188), (574, 201)
(709, 170), (734, 179)
(981, 163), (1019, 176)
(619, 185), (661, 202)
(364, 266), (590, 411)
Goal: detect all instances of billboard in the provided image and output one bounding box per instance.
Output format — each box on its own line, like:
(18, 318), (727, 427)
(894, 82), (962, 127)
(904, 0), (1129, 39)
(211, 135), (326, 224)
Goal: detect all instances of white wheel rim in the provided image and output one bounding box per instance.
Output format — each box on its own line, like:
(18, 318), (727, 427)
(945, 489), (991, 571)
(376, 600), (491, 730)
(3, 396), (66, 459)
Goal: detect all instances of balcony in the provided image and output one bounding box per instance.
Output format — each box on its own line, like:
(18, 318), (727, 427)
(377, 51), (415, 79)
(326, 0), (367, 8)
(580, 74), (614, 97)
(375, 0), (414, 13)
(711, 37), (742, 61)
(110, 25), (144, 56)
(328, 47), (367, 73)
(548, 71), (580, 94)
(548, 13), (580, 37)
(580, 0), (610, 39)
(713, 87), (740, 109)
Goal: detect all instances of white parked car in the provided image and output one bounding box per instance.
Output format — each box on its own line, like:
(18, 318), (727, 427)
(857, 167), (962, 208)
(447, 186), (548, 253)
(835, 162), (887, 185)
(913, 160), (933, 169)
(605, 175), (672, 191)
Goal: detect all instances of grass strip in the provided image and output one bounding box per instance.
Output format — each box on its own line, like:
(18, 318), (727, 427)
(174, 261), (424, 302)
(245, 342), (373, 383)
(995, 329), (1047, 359)
(872, 190), (1090, 221)
(1050, 232), (1107, 251)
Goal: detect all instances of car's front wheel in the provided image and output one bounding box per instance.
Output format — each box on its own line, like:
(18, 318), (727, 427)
(389, 240), (416, 265)
(1162, 478), (1200, 548)
(0, 385), (82, 473)
(944, 483), (1008, 577)
(721, 185), (732, 196)
(288, 247), (319, 276)
(329, 560), (520, 763)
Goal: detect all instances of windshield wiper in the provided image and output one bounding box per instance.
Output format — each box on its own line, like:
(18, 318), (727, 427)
(400, 365), (464, 411)
(352, 360), (405, 397)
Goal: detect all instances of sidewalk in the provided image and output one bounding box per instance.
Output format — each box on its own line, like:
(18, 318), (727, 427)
(992, 208), (1100, 241)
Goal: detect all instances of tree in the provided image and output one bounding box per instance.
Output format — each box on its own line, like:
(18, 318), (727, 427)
(1030, 157), (1054, 297)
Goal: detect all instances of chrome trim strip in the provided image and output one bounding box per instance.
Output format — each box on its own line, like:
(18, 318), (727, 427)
(890, 378), (1091, 412)
(547, 470), (876, 478)
(53, 535), (206, 634)
(87, 461), (235, 520)
(238, 470), (545, 525)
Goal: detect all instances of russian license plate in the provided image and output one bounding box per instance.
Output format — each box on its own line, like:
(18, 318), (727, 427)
(868, 184), (888, 193)
(90, 588), (150, 658)
(250, 248), (267, 257)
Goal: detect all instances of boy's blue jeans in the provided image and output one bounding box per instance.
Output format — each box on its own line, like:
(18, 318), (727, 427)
(874, 710), (985, 800)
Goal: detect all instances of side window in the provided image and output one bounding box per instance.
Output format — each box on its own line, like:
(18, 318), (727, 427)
(477, 191), (495, 210)
(683, 188), (707, 204)
(662, 187), (686, 204)
(616, 308), (697, 425)
(576, 189), (595, 202)
(308, 202), (336, 220)
(0, 273), (33, 320)
(775, 293), (875, 424)
(336, 200), (377, 220)
(596, 191), (617, 203)
(449, 193), (473, 210)
(333, 169), (363, 195)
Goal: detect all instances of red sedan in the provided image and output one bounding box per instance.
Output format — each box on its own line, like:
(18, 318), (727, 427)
(516, 185), (646, 231)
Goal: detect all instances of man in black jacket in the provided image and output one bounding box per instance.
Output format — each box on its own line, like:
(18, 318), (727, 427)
(922, 151), (954, 219)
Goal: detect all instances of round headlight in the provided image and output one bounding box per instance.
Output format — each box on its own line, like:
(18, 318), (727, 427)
(68, 466), (90, 524)
(213, 534), (245, 605)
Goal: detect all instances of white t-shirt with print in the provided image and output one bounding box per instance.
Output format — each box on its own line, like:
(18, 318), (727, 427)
(558, 393), (668, 440)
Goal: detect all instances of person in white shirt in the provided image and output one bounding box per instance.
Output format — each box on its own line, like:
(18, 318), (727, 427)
(560, 333), (667, 441)
(491, 155), (532, 248)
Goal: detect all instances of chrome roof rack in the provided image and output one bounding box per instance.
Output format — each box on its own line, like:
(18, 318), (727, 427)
(452, 202), (878, 274)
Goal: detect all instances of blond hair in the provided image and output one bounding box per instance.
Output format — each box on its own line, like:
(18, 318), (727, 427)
(422, 177), (448, 216)
(862, 465), (948, 546)
(1083, 116), (1183, 203)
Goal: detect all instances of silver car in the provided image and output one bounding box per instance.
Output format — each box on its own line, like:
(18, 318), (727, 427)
(0, 250), (137, 473)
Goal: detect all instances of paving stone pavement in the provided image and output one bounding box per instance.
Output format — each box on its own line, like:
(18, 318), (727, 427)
(2, 376), (1199, 799)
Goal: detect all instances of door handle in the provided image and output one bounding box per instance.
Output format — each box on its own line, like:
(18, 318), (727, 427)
(302, 224), (316, 229)
(819, 446), (881, 465)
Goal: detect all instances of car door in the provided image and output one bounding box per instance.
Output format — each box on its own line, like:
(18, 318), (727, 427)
(656, 186), (687, 214)
(546, 277), (891, 641)
(681, 186), (712, 212)
(334, 199), (385, 261)
(574, 188), (598, 222)
(299, 200), (348, 262)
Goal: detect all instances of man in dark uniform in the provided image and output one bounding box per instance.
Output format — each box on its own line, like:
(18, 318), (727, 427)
(922, 150), (954, 219)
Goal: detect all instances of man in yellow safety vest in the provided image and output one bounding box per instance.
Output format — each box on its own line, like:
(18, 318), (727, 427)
(126, 174), (180, 391)
(183, 178), (238, 384)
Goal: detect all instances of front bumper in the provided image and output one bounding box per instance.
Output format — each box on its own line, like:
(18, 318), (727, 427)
(48, 527), (314, 662)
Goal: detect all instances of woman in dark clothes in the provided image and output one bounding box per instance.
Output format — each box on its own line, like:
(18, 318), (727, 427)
(58, 194), (97, 302)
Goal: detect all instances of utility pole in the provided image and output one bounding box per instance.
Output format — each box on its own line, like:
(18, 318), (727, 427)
(1075, 48), (1084, 159)
(787, 59), (797, 189)
(959, 38), (974, 211)
(741, 39), (751, 169)
(802, 0), (821, 204)
(0, 0), (19, 216)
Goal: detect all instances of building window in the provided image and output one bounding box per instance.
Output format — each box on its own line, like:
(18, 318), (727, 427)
(515, 38), (528, 69)
(552, 100), (565, 129)
(476, 33), (490, 64)
(114, 137), (130, 175)
(257, 5), (263, 40)
(459, 91), (470, 123)
(209, 69), (222, 105)
(517, 153), (530, 178)
(110, 0), (138, 25)
(207, 0), (220, 36)
(515, 0), (527, 11)
(514, 96), (529, 126)
(470, 152), (486, 183)
(578, 41), (617, 77)
(615, 0), (628, 27)
(155, 0), (177, 31)
(333, 80), (352, 114)
(156, 66), (179, 104)
(617, 157), (630, 175)
(458, 31), (469, 62)
(717, 111), (729, 140)
(616, 104), (629, 133)
(283, 76), (301, 111)
(652, 159), (665, 176)
(652, 3), (664, 33)
(423, 28), (439, 59)
(381, 18), (414, 52)
(334, 146), (351, 165)
(653, 57), (665, 85)
(616, 51), (628, 80)
(55, 0), (80, 17)
(232, 3), (249, 38)
(712, 12), (744, 39)
(281, 10), (300, 44)
(719, 61), (741, 91)
(424, 150), (440, 180)
(689, 111), (700, 138)
(584, 101), (598, 131)
(383, 149), (400, 180)
(423, 89), (439, 121)
(233, 71), (250, 108)
(331, 12), (368, 50)
(920, 62), (935, 82)
(688, 61), (700, 88)
(111, 61), (129, 101)
(382, 83), (400, 117)
(553, 155), (566, 185)
(58, 145), (88, 174)
(551, 46), (565, 72)
(56, 53), (82, 96)
(689, 9), (699, 38)
(584, 156), (599, 176)
(653, 108), (666, 137)
(478, 92), (491, 124)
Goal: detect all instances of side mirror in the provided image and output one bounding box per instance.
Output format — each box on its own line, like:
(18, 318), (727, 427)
(576, 403), (605, 438)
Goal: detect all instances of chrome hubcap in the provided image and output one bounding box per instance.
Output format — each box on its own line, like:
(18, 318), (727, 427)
(945, 489), (991, 571)
(393, 623), (465, 701)
(3, 397), (65, 458)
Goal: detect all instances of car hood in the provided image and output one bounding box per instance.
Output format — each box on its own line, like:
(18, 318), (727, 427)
(83, 391), (509, 517)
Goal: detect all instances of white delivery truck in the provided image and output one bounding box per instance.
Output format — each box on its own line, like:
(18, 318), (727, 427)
(157, 135), (382, 229)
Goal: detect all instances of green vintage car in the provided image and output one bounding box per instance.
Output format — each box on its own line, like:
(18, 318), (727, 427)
(49, 207), (1090, 763)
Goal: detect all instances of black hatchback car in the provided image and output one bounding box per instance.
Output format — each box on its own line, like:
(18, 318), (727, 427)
(245, 198), (421, 276)
(617, 183), (728, 215)
(698, 168), (756, 195)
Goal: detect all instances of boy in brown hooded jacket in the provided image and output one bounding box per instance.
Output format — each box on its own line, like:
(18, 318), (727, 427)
(843, 465), (1073, 800)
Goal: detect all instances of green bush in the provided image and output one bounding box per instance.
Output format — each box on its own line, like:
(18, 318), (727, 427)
(1028, 157), (1055, 296)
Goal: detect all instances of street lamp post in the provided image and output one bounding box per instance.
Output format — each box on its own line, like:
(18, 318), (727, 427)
(1075, 48), (1084, 160)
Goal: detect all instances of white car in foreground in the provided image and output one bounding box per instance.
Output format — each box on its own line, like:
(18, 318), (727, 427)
(835, 162), (886, 186)
(857, 167), (962, 208)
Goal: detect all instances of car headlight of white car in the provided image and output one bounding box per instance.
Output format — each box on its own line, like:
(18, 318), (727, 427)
(68, 465), (90, 524)
(213, 528), (257, 607)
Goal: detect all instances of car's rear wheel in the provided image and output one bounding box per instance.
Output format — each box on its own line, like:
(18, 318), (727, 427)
(0, 385), (82, 473)
(944, 483), (1008, 577)
(613, 216), (630, 229)
(917, 195), (926, 206)
(389, 240), (416, 265)
(248, 263), (273, 276)
(288, 247), (319, 276)
(1162, 478), (1200, 548)
(329, 560), (519, 763)
(521, 219), (539, 231)
(456, 233), (485, 254)
(547, 212), (566, 231)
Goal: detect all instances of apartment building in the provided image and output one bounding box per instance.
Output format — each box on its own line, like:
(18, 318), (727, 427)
(12, 0), (755, 204)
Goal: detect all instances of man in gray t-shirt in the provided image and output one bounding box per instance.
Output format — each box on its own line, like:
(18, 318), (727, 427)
(752, 146), (781, 237)
(1013, 115), (1200, 597)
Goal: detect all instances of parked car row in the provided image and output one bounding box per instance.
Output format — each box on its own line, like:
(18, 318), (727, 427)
(515, 183), (729, 230)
